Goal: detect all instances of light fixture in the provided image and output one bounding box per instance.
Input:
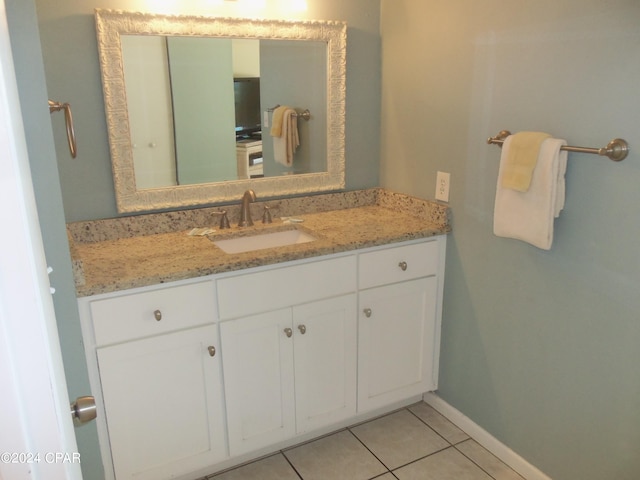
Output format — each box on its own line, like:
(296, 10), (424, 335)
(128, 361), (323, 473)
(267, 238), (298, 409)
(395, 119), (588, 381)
(288, 0), (308, 11)
(238, 0), (267, 8)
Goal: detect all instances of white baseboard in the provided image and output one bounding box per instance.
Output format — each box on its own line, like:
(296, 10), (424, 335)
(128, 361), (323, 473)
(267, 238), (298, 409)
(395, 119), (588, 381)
(423, 392), (552, 480)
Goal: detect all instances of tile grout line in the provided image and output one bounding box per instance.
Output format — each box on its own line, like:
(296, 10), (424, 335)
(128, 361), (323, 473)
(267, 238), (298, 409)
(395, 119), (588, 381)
(279, 450), (304, 480)
(406, 403), (457, 446)
(399, 405), (504, 480)
(343, 403), (435, 476)
(410, 403), (525, 480)
(406, 405), (503, 480)
(406, 405), (523, 480)
(370, 471), (401, 480)
(452, 442), (502, 480)
(345, 427), (394, 475)
(452, 440), (526, 480)
(349, 405), (456, 477)
(207, 402), (521, 480)
(387, 444), (455, 475)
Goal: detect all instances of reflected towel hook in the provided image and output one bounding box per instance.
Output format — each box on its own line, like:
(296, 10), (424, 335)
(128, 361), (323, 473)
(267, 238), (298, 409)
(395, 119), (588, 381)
(48, 100), (77, 158)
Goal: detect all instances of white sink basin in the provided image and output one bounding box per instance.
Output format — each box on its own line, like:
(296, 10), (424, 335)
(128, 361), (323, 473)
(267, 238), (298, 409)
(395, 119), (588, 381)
(213, 228), (317, 254)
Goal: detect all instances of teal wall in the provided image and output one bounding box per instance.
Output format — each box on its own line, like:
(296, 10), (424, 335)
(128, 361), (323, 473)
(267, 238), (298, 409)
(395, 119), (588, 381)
(380, 1), (640, 479)
(34, 0), (381, 222)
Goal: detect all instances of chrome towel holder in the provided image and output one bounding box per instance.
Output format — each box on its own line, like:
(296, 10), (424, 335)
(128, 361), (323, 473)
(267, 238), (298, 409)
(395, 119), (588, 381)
(267, 104), (311, 121)
(48, 99), (77, 158)
(487, 130), (629, 162)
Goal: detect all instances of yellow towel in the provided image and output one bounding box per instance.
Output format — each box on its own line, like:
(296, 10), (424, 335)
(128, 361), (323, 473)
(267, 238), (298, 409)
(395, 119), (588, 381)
(501, 131), (551, 192)
(272, 108), (299, 166)
(270, 106), (288, 137)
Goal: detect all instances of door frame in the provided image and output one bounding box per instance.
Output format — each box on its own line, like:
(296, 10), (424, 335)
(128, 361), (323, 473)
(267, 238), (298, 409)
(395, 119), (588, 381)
(0, 0), (81, 478)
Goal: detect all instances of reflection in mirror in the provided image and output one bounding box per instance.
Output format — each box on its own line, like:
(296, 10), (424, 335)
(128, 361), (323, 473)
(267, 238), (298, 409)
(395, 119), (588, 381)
(95, 9), (346, 213)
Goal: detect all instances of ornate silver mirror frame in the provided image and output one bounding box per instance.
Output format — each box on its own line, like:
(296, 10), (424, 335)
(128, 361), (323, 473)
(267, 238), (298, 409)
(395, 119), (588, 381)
(95, 9), (346, 213)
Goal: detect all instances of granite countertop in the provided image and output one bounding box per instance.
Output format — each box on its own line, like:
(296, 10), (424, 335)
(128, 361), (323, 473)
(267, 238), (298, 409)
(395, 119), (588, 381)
(68, 189), (450, 297)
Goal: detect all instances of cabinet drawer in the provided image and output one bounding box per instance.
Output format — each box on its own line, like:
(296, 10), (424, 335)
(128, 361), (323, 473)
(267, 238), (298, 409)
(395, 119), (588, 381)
(217, 255), (356, 319)
(90, 280), (216, 346)
(358, 240), (440, 290)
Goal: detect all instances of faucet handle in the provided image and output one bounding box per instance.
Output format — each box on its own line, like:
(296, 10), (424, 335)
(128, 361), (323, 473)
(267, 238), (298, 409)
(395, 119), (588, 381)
(217, 210), (230, 229)
(262, 205), (272, 224)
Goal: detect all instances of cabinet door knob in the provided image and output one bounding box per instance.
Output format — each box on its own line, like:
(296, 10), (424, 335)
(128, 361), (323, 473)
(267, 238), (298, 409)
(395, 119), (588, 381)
(398, 261), (408, 271)
(284, 327), (293, 338)
(298, 324), (307, 334)
(154, 310), (162, 321)
(208, 346), (216, 357)
(363, 308), (372, 318)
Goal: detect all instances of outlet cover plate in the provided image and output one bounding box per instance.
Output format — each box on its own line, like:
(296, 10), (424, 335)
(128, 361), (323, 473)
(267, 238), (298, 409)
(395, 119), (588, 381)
(435, 171), (450, 202)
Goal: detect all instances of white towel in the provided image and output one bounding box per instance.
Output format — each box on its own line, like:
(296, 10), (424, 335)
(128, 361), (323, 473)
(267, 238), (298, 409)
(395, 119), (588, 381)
(272, 108), (299, 166)
(493, 136), (568, 250)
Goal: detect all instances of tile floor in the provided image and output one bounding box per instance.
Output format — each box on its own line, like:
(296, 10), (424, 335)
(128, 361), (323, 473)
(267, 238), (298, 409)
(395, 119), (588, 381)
(204, 402), (526, 480)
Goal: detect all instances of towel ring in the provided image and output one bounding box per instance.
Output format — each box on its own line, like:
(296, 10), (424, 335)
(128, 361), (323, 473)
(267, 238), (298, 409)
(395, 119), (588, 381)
(49, 100), (77, 158)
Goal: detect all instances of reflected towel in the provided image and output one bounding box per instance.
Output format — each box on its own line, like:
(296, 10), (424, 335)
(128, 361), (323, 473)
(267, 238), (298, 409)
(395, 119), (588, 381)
(272, 108), (299, 166)
(501, 131), (551, 192)
(493, 136), (568, 250)
(270, 106), (288, 137)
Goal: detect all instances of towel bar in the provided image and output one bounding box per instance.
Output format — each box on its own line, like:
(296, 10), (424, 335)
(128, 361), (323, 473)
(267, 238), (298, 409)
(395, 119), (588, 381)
(267, 104), (311, 121)
(487, 130), (629, 162)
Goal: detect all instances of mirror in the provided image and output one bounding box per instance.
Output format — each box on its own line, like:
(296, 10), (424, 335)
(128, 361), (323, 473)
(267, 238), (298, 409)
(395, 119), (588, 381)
(95, 9), (346, 213)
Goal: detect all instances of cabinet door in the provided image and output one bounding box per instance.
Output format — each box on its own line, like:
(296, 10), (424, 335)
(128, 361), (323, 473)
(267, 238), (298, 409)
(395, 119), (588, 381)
(97, 325), (226, 480)
(358, 277), (438, 412)
(293, 294), (357, 433)
(220, 309), (295, 456)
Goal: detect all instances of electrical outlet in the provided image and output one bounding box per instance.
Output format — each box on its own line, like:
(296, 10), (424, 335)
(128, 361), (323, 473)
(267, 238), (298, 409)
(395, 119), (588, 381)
(435, 171), (450, 202)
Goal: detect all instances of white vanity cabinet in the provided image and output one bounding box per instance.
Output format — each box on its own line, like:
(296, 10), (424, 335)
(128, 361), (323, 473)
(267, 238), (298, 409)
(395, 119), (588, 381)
(78, 235), (446, 479)
(357, 238), (445, 412)
(78, 279), (227, 480)
(217, 255), (357, 456)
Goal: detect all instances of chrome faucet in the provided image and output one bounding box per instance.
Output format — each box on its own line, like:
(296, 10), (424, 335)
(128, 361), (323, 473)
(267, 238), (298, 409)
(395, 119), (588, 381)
(238, 189), (256, 227)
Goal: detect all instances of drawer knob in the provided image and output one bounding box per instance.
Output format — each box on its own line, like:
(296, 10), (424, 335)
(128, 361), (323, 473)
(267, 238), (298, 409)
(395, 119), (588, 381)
(298, 324), (307, 334)
(284, 327), (293, 338)
(363, 308), (372, 318)
(398, 261), (408, 271)
(208, 345), (216, 357)
(154, 310), (162, 321)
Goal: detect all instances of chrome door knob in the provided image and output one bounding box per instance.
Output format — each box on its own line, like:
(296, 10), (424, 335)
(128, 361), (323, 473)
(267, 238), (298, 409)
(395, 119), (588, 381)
(298, 324), (307, 334)
(363, 308), (372, 318)
(154, 310), (162, 321)
(70, 396), (96, 424)
(398, 261), (408, 271)
(284, 327), (293, 338)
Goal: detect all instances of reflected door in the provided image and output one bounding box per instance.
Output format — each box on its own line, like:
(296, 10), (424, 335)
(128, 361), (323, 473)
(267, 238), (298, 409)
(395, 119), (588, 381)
(121, 35), (177, 189)
(168, 37), (237, 185)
